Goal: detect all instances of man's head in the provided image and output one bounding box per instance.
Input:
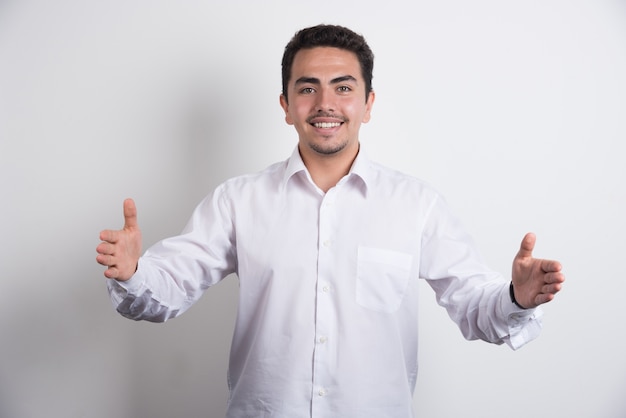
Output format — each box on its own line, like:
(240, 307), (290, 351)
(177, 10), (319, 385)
(281, 24), (374, 103)
(279, 25), (376, 162)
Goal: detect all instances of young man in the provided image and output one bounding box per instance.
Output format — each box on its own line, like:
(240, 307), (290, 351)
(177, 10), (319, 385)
(96, 24), (565, 417)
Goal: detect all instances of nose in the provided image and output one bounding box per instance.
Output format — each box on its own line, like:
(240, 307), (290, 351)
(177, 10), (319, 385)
(315, 87), (335, 113)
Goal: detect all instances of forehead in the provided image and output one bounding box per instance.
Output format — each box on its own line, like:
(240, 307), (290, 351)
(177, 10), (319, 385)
(290, 47), (361, 80)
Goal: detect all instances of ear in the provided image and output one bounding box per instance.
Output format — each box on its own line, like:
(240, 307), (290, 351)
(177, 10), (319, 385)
(362, 90), (375, 123)
(279, 94), (294, 125)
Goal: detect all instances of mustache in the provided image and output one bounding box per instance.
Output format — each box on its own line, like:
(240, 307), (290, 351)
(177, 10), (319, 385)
(306, 112), (347, 123)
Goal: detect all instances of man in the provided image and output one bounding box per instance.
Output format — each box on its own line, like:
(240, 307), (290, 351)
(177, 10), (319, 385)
(96, 24), (565, 417)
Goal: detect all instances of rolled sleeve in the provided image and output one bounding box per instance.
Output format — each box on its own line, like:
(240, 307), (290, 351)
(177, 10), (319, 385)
(498, 284), (543, 350)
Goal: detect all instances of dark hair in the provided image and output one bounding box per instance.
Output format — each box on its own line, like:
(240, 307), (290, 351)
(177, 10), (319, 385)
(281, 24), (374, 102)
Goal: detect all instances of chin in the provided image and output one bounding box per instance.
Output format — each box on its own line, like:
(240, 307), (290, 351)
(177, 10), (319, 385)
(309, 142), (347, 155)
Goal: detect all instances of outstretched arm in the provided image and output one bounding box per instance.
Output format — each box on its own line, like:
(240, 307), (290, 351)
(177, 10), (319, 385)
(96, 198), (142, 281)
(511, 232), (565, 309)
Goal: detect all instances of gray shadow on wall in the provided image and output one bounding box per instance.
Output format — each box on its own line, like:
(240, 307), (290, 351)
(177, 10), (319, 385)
(122, 71), (243, 418)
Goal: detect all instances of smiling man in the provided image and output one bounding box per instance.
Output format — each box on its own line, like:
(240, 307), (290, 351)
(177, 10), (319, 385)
(97, 24), (565, 418)
(280, 45), (375, 192)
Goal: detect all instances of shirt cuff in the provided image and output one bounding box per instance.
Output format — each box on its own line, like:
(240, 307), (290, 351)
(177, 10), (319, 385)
(499, 284), (544, 350)
(106, 258), (148, 305)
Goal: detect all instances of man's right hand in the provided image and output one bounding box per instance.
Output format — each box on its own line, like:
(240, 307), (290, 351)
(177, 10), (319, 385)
(96, 198), (142, 281)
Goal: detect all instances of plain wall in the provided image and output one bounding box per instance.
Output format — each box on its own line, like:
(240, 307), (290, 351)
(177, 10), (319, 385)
(1, 1), (625, 417)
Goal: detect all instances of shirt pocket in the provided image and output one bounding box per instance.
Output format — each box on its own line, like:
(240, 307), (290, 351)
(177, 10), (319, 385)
(356, 246), (413, 313)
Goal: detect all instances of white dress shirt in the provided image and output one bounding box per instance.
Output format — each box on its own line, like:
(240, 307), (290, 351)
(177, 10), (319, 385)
(108, 147), (542, 418)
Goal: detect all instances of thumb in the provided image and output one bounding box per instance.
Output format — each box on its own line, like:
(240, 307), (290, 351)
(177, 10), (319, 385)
(123, 198), (138, 229)
(516, 232), (536, 259)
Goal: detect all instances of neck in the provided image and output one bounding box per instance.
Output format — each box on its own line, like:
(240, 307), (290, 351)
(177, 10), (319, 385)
(299, 143), (359, 193)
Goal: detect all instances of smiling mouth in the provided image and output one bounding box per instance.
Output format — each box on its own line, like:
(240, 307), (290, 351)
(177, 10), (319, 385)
(312, 122), (342, 129)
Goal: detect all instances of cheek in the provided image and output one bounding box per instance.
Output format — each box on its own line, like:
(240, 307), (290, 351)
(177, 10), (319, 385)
(358, 101), (374, 123)
(291, 103), (312, 124)
(343, 102), (369, 123)
(284, 103), (307, 126)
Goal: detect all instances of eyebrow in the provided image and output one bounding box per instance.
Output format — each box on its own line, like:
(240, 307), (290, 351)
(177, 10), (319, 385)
(294, 75), (358, 86)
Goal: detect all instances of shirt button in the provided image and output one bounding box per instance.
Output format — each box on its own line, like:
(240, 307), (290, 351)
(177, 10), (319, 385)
(323, 239), (331, 247)
(318, 388), (327, 397)
(322, 286), (330, 293)
(319, 336), (327, 344)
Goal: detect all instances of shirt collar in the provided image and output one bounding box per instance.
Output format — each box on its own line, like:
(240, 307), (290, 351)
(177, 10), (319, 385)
(348, 148), (372, 192)
(282, 145), (372, 194)
(283, 146), (308, 186)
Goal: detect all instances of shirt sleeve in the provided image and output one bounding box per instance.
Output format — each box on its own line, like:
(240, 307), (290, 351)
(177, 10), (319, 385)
(419, 194), (543, 350)
(107, 184), (237, 322)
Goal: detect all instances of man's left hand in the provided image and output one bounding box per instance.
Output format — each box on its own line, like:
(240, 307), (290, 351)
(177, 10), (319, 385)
(511, 232), (565, 309)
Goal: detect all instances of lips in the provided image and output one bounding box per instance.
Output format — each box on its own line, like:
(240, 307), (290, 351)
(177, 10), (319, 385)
(308, 114), (346, 129)
(313, 122), (342, 128)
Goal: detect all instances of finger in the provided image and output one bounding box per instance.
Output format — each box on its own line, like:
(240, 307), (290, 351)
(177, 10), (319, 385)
(96, 242), (114, 255)
(123, 198), (138, 230)
(516, 232), (536, 259)
(96, 253), (114, 267)
(545, 270), (565, 284)
(104, 266), (118, 279)
(535, 293), (555, 305)
(542, 282), (563, 295)
(99, 229), (119, 243)
(541, 259), (563, 274)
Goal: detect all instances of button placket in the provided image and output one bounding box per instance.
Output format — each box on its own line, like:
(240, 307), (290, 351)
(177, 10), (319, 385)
(311, 191), (337, 414)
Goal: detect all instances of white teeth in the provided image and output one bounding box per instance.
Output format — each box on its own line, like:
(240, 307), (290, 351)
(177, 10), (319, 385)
(314, 122), (341, 128)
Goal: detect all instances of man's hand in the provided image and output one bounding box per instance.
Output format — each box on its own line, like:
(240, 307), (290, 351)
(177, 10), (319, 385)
(511, 232), (565, 309)
(96, 198), (142, 281)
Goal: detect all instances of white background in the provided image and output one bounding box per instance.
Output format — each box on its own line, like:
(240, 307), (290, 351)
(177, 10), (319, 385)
(1, 1), (625, 417)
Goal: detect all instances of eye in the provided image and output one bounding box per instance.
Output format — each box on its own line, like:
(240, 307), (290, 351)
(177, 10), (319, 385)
(337, 85), (352, 94)
(299, 87), (315, 94)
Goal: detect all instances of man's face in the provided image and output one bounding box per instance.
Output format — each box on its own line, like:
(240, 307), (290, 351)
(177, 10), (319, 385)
(280, 47), (375, 159)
